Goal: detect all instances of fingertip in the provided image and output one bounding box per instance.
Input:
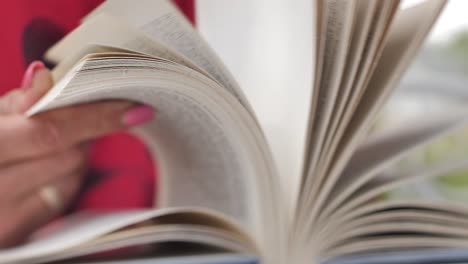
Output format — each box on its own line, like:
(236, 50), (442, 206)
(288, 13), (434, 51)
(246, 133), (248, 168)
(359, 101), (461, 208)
(22, 68), (54, 112)
(0, 90), (26, 114)
(21, 61), (45, 90)
(31, 68), (53, 93)
(122, 105), (155, 127)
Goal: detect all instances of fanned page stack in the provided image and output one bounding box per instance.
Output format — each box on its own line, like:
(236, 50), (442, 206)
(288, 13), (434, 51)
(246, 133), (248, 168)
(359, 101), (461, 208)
(2, 0), (467, 264)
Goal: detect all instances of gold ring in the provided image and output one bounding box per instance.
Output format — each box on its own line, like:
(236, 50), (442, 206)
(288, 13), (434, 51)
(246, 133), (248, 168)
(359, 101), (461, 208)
(39, 185), (63, 212)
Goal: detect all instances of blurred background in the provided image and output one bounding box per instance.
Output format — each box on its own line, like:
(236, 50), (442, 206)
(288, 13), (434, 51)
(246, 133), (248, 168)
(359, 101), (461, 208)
(372, 0), (468, 204)
(197, 0), (468, 202)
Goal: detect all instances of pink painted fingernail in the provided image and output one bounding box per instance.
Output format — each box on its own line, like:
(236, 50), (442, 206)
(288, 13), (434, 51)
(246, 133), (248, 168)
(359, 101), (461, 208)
(122, 105), (155, 127)
(21, 61), (45, 90)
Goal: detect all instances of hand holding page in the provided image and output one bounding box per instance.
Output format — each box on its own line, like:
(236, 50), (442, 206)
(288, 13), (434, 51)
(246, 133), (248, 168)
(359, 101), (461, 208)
(0, 1), (462, 264)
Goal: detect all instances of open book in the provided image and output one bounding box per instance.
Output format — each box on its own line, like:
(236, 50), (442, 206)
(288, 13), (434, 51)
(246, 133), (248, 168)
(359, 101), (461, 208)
(1, 0), (465, 263)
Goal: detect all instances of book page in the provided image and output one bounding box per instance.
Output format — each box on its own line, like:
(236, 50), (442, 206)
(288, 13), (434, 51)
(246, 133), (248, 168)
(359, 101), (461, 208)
(25, 55), (285, 264)
(321, 200), (468, 255)
(327, 209), (468, 244)
(324, 195), (468, 259)
(327, 153), (468, 228)
(328, 224), (468, 257)
(83, 0), (253, 114)
(46, 14), (206, 81)
(44, 15), (281, 242)
(310, 155), (468, 260)
(30, 57), (256, 227)
(298, 1), (399, 228)
(332, 210), (468, 245)
(317, 0), (379, 159)
(328, 234), (468, 258)
(295, 0), (357, 232)
(320, 112), (468, 221)
(300, 0), (447, 234)
(315, 1), (399, 193)
(296, 1), (398, 243)
(41, 225), (252, 263)
(0, 208), (254, 264)
(73, 254), (259, 264)
(300, 0), (357, 197)
(320, 201), (468, 259)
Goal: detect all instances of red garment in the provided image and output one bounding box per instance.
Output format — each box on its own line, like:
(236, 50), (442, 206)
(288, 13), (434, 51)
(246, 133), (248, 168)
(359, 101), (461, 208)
(0, 1), (195, 210)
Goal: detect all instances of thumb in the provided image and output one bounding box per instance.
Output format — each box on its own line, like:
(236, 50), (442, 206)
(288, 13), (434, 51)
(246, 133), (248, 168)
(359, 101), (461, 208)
(21, 61), (54, 111)
(0, 61), (53, 114)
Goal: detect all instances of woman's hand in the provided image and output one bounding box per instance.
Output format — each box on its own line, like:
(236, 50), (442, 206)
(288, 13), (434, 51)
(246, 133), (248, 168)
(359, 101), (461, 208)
(0, 62), (154, 247)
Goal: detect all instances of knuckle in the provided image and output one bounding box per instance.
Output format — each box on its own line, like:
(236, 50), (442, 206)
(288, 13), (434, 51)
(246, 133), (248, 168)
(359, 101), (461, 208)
(0, 91), (22, 114)
(68, 173), (83, 194)
(98, 106), (123, 132)
(59, 148), (86, 172)
(0, 211), (27, 247)
(0, 222), (17, 247)
(32, 120), (62, 151)
(88, 117), (119, 138)
(56, 173), (83, 203)
(99, 120), (119, 134)
(0, 94), (14, 114)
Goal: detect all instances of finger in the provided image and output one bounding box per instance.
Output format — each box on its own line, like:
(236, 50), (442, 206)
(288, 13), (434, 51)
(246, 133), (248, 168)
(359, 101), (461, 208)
(0, 102), (153, 164)
(0, 147), (86, 202)
(0, 173), (82, 248)
(36, 170), (83, 215)
(0, 65), (53, 115)
(20, 61), (46, 90)
(0, 90), (26, 115)
(20, 67), (54, 112)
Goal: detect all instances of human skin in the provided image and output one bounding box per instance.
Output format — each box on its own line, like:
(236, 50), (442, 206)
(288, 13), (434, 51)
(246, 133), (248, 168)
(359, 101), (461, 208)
(0, 61), (154, 247)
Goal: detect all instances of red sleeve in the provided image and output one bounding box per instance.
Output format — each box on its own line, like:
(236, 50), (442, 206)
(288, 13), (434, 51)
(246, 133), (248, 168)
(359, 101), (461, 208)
(173, 0), (196, 25)
(0, 0), (195, 93)
(0, 1), (101, 93)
